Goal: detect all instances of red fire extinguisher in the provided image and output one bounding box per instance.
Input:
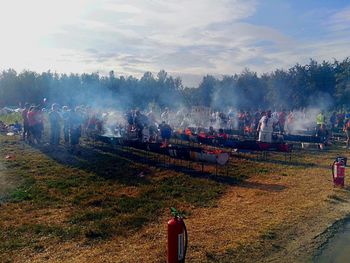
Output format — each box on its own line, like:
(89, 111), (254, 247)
(332, 157), (346, 187)
(168, 207), (188, 263)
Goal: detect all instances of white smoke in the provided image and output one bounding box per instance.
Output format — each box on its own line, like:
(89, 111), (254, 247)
(286, 108), (322, 134)
(102, 110), (126, 137)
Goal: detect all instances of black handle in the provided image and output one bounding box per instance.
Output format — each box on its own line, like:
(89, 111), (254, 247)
(171, 207), (188, 263)
(181, 220), (188, 263)
(332, 160), (336, 179)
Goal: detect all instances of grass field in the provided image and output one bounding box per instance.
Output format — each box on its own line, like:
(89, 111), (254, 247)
(0, 112), (22, 124)
(0, 132), (350, 262)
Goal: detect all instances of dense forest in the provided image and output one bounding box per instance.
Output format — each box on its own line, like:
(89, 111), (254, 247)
(0, 58), (350, 111)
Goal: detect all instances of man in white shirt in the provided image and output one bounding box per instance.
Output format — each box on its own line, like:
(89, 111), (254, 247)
(257, 110), (276, 143)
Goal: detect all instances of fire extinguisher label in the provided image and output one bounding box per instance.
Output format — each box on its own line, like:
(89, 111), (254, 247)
(178, 233), (184, 260)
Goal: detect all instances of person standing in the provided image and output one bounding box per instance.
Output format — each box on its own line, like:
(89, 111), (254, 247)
(278, 110), (286, 133)
(49, 104), (61, 145)
(254, 110), (261, 130)
(36, 108), (45, 142)
(21, 103), (30, 141)
(330, 111), (337, 132)
(161, 107), (169, 123)
(69, 107), (83, 154)
(316, 111), (325, 131)
(316, 124), (329, 150)
(217, 128), (228, 146)
(238, 110), (245, 134)
(27, 106), (40, 144)
(337, 111), (345, 129)
(159, 121), (172, 147)
(62, 106), (70, 144)
(344, 118), (350, 149)
(257, 110), (276, 143)
(135, 110), (149, 140)
(286, 111), (294, 134)
(142, 124), (150, 142)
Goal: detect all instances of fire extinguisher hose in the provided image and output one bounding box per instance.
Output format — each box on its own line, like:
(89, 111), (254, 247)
(332, 160), (336, 179)
(182, 219), (188, 263)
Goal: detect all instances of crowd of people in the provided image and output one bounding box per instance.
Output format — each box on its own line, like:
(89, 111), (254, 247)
(1, 104), (350, 152)
(117, 107), (350, 146)
(19, 103), (89, 153)
(125, 109), (172, 147)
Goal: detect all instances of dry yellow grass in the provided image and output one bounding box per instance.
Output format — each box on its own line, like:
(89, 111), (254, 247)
(1, 135), (350, 263)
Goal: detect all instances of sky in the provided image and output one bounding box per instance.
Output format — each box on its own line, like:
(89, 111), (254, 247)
(0, 0), (349, 87)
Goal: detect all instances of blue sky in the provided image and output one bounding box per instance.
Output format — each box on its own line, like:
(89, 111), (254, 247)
(246, 0), (350, 39)
(0, 0), (349, 86)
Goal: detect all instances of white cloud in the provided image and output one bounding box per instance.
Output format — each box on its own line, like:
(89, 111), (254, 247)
(0, 0), (349, 86)
(326, 6), (350, 33)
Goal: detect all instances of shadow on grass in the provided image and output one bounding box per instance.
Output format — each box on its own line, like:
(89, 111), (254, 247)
(232, 150), (335, 170)
(240, 181), (287, 192)
(37, 143), (150, 186)
(37, 142), (243, 187)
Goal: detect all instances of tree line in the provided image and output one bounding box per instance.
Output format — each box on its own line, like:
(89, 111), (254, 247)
(0, 58), (350, 110)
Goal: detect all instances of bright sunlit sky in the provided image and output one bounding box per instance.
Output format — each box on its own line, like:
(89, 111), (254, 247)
(0, 0), (349, 86)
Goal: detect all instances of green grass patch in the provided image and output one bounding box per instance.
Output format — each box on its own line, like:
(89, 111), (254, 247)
(0, 112), (22, 124)
(327, 194), (347, 203)
(10, 177), (55, 204)
(47, 176), (84, 195)
(0, 223), (81, 253)
(70, 209), (115, 224)
(16, 224), (80, 239)
(260, 229), (277, 240)
(157, 175), (225, 207)
(68, 174), (225, 239)
(84, 222), (112, 239)
(72, 192), (117, 207)
(0, 237), (27, 251)
(258, 168), (269, 174)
